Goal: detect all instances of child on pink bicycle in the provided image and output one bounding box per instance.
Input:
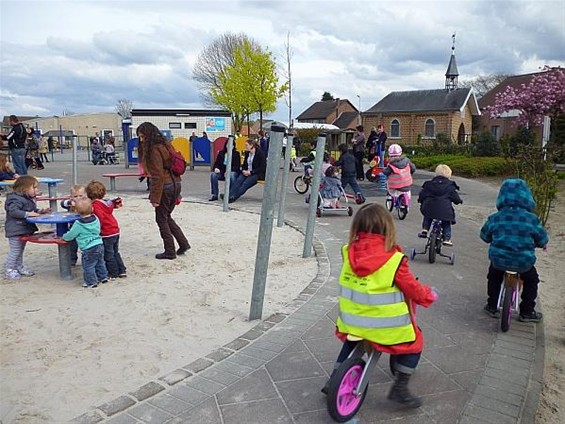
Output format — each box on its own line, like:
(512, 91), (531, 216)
(381, 144), (416, 206)
(321, 203), (436, 408)
(480, 178), (548, 322)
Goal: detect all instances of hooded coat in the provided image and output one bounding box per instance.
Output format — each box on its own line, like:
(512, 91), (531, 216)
(336, 233), (435, 355)
(480, 179), (548, 273)
(418, 176), (462, 222)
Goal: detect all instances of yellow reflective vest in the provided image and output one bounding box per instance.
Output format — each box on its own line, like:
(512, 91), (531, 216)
(336, 247), (416, 345)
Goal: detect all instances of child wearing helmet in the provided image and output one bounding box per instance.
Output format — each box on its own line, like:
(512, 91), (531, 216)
(382, 144), (416, 203)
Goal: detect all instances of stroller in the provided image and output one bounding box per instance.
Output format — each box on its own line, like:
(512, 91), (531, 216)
(306, 168), (354, 217)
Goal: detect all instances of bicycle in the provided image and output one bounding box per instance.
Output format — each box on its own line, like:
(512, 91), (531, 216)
(410, 219), (455, 265)
(498, 271), (522, 332)
(385, 190), (410, 220)
(293, 168), (312, 194)
(326, 336), (396, 422)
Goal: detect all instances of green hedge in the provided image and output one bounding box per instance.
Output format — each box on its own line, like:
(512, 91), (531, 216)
(410, 155), (509, 178)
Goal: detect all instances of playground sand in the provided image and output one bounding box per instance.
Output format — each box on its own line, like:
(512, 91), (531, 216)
(0, 197), (317, 423)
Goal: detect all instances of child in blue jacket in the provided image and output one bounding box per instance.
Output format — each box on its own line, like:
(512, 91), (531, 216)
(480, 179), (548, 322)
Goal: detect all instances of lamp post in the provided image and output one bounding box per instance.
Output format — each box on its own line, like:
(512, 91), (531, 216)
(357, 95), (361, 125)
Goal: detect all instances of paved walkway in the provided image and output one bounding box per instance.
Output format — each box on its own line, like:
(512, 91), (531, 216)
(36, 159), (543, 424)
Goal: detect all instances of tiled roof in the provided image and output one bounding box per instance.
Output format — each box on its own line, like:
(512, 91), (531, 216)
(478, 73), (536, 109)
(365, 88), (473, 114)
(332, 111), (359, 129)
(296, 99), (356, 120)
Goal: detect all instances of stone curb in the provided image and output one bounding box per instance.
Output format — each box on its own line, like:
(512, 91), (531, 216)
(68, 208), (330, 423)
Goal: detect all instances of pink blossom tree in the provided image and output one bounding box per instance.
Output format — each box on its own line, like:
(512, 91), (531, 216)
(488, 66), (565, 128)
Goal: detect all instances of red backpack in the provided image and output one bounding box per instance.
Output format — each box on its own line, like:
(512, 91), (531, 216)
(167, 144), (187, 177)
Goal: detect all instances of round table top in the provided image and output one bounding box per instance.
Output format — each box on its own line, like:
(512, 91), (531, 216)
(26, 212), (80, 224)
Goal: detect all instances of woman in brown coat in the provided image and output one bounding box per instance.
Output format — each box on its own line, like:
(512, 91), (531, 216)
(136, 122), (190, 259)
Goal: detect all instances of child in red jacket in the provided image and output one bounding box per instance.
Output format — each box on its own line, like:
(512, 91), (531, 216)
(322, 203), (436, 408)
(86, 180), (127, 279)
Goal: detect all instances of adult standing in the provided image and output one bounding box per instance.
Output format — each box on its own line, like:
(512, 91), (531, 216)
(209, 140), (241, 201)
(47, 136), (54, 154)
(136, 122), (190, 260)
(1, 115), (28, 175)
(376, 124), (388, 168)
(228, 139), (266, 203)
(259, 130), (269, 157)
(352, 125), (366, 180)
(366, 127), (378, 162)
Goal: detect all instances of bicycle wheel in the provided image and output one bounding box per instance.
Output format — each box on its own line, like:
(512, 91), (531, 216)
(327, 357), (368, 423)
(347, 206), (353, 216)
(500, 286), (513, 332)
(385, 195), (393, 212)
(428, 233), (437, 263)
(293, 176), (309, 194)
(397, 196), (408, 220)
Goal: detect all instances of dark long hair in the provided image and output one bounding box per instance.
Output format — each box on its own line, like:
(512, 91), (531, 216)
(136, 122), (168, 169)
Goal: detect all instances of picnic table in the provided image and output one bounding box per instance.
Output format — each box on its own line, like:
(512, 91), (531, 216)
(25, 212), (80, 280)
(0, 177), (65, 211)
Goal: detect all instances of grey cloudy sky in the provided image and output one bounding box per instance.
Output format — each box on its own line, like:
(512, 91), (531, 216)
(1, 0), (564, 124)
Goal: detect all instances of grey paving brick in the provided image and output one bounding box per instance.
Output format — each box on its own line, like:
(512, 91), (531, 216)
(458, 415), (492, 424)
(484, 367), (529, 386)
(465, 402), (516, 424)
(97, 395), (137, 417)
(217, 368), (279, 405)
(474, 384), (524, 407)
(205, 347), (234, 362)
(184, 375), (228, 395)
(167, 383), (209, 405)
(222, 337), (250, 351)
(265, 313), (288, 323)
(105, 414), (141, 424)
(449, 370), (482, 392)
(225, 352), (266, 368)
(212, 359), (254, 377)
(127, 403), (173, 424)
(238, 346), (280, 361)
(422, 345), (488, 374)
(421, 389), (468, 424)
(252, 320), (276, 332)
(158, 368), (192, 386)
(471, 393), (521, 418)
(166, 397), (221, 424)
(495, 339), (535, 354)
(497, 332), (537, 347)
(129, 381), (166, 402)
(486, 359), (530, 377)
(182, 357), (214, 374)
(250, 339), (287, 353)
(266, 350), (326, 382)
(239, 328), (264, 341)
(148, 394), (192, 416)
(68, 410), (105, 424)
(221, 397), (293, 423)
(489, 353), (531, 369)
(406, 363), (460, 396)
(492, 345), (532, 361)
(197, 367), (240, 387)
(479, 375), (526, 396)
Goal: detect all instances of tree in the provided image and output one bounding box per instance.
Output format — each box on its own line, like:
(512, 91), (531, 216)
(321, 92), (334, 101)
(211, 39), (287, 131)
(192, 32), (260, 107)
(459, 73), (509, 98)
(281, 31), (293, 127)
(488, 66), (565, 128)
(115, 99), (134, 119)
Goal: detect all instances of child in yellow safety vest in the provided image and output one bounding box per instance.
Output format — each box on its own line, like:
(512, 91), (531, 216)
(321, 203), (437, 408)
(382, 143), (416, 205)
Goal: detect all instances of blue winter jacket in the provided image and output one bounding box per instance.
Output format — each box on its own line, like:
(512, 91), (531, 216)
(480, 179), (548, 273)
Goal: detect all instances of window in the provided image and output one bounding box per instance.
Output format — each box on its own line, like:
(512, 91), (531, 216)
(390, 119), (400, 137)
(491, 125), (501, 141)
(425, 119), (435, 138)
(169, 122), (182, 129)
(184, 122), (197, 129)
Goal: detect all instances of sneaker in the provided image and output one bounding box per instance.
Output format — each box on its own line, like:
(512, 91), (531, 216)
(519, 311), (543, 322)
(17, 267), (35, 276)
(99, 279), (109, 284)
(118, 273), (127, 278)
(418, 230), (428, 238)
(483, 304), (500, 318)
(82, 282), (98, 288)
(208, 195), (218, 201)
(442, 239), (453, 246)
(5, 269), (21, 279)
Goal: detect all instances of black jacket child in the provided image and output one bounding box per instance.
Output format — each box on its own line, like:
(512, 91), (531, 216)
(418, 176), (462, 223)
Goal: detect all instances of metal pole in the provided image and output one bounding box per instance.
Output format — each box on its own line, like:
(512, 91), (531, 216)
(249, 125), (284, 320)
(72, 136), (78, 185)
(222, 135), (235, 212)
(303, 134), (326, 258)
(189, 137), (195, 170)
(277, 134), (294, 227)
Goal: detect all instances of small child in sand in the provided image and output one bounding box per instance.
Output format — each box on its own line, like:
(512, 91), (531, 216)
(62, 198), (108, 288)
(86, 180), (127, 279)
(60, 185), (87, 267)
(4, 176), (51, 279)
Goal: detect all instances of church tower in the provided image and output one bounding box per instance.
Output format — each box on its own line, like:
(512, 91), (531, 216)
(445, 33), (459, 91)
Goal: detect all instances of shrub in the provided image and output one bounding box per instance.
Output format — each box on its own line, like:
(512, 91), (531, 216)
(471, 131), (502, 157)
(410, 155), (508, 177)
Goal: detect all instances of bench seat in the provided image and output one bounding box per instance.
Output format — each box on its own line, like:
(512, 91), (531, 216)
(20, 231), (69, 245)
(103, 173), (148, 192)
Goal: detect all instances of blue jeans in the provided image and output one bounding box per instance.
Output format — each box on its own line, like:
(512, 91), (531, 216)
(422, 217), (452, 240)
(10, 148), (27, 175)
(230, 173), (259, 200)
(82, 244), (108, 286)
(103, 235), (126, 278)
(70, 240), (78, 266)
(341, 175), (363, 196)
(210, 171), (238, 196)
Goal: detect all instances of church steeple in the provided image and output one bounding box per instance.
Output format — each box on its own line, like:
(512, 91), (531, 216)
(445, 33), (459, 91)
